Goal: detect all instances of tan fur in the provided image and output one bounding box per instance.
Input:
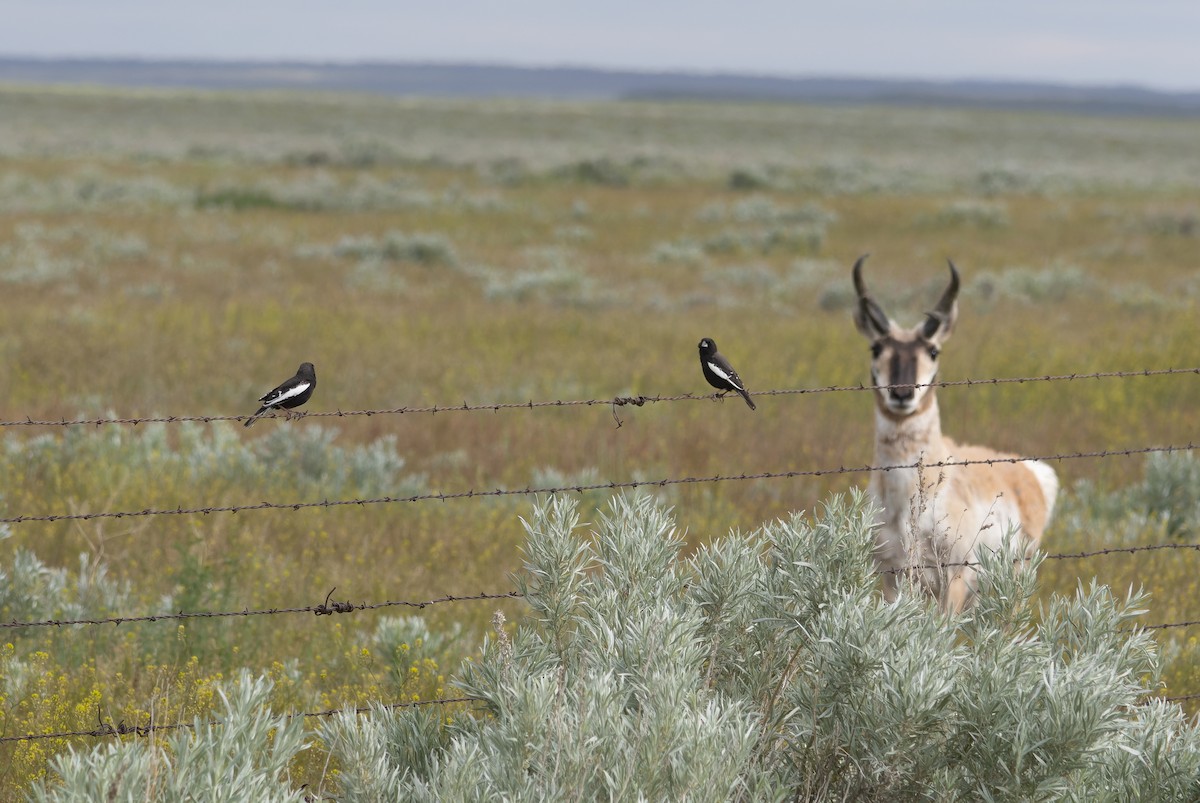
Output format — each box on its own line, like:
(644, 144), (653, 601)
(854, 257), (1058, 613)
(870, 399), (1057, 614)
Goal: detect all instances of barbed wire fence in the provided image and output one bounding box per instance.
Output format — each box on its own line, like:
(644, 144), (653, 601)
(0, 366), (1197, 746)
(0, 443), (1193, 526)
(0, 590), (524, 631)
(0, 366), (1193, 430)
(1, 689), (1195, 748)
(4, 542), (1200, 633)
(0, 695), (486, 745)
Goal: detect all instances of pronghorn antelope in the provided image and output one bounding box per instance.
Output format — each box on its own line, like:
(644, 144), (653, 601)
(852, 255), (1058, 613)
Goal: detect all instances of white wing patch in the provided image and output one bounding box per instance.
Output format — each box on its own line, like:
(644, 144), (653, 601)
(707, 361), (742, 390)
(265, 381), (310, 406)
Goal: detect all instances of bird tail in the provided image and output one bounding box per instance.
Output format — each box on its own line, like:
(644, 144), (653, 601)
(739, 389), (757, 410)
(244, 406), (268, 428)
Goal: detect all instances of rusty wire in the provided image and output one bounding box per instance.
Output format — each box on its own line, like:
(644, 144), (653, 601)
(0, 442), (1193, 526)
(0, 673), (1195, 747)
(0, 688), (1194, 746)
(0, 695), (483, 745)
(2, 683), (1193, 746)
(879, 539), (1200, 576)
(0, 366), (1192, 430)
(4, 540), (1200, 633)
(1142, 619), (1200, 632)
(0, 589), (522, 631)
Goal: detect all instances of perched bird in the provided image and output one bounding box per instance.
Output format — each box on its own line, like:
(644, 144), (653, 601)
(244, 362), (316, 427)
(697, 338), (756, 410)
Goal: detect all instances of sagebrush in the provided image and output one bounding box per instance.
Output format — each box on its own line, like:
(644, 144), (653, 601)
(31, 493), (1200, 800)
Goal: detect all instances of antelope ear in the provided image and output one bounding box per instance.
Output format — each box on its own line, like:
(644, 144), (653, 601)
(922, 259), (960, 343)
(851, 254), (892, 339)
(921, 311), (953, 341)
(857, 298), (892, 339)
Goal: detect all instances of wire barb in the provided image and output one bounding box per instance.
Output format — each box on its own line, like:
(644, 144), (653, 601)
(313, 587), (354, 616)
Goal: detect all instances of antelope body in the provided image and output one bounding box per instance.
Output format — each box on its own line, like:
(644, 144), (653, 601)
(852, 255), (1058, 613)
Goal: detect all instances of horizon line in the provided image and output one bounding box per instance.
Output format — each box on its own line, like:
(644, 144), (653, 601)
(1, 54), (1197, 97)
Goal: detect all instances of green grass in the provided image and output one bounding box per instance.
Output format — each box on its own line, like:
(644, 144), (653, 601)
(0, 84), (1198, 795)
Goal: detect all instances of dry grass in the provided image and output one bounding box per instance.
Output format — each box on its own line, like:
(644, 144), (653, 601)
(0, 84), (1197, 793)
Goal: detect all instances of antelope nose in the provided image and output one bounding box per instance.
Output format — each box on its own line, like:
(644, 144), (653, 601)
(890, 384), (914, 402)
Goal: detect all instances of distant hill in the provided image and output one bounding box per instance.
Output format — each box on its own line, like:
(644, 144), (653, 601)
(3, 57), (1200, 117)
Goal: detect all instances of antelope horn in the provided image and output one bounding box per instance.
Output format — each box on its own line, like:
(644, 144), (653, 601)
(852, 253), (871, 299)
(851, 253), (892, 336)
(934, 259), (961, 317)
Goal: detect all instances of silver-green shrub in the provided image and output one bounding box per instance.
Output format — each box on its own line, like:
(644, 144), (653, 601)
(31, 672), (308, 803)
(320, 494), (761, 802)
(971, 263), (1094, 304)
(1139, 452), (1200, 538)
(0, 548), (131, 626)
(318, 703), (450, 801)
(1060, 451), (1200, 541)
(6, 422), (424, 500)
(317, 492), (1200, 801)
(35, 491), (1200, 800)
(919, 198), (1011, 228)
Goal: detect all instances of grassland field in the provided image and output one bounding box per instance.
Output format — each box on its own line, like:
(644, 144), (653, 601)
(0, 83), (1197, 793)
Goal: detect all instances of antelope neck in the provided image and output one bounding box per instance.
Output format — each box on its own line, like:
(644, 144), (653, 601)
(874, 392), (947, 463)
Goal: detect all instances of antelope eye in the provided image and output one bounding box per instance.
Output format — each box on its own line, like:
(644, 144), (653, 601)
(870, 342), (883, 359)
(928, 346), (940, 360)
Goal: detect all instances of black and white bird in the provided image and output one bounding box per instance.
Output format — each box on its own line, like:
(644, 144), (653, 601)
(698, 338), (756, 410)
(244, 362), (316, 427)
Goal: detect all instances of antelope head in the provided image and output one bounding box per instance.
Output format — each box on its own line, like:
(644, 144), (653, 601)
(852, 254), (960, 418)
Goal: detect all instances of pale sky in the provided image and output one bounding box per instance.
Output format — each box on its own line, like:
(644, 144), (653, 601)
(2, 1), (1199, 92)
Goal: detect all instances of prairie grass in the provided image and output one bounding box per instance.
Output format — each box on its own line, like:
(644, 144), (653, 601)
(0, 84), (1198, 796)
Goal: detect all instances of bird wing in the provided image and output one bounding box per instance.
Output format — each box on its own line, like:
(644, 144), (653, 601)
(260, 380), (311, 406)
(706, 360), (745, 391)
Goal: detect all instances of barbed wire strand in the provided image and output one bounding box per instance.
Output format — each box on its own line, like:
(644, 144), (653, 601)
(879, 540), (1200, 575)
(6, 535), (1200, 632)
(4, 585), (1200, 635)
(1, 442), (1193, 527)
(0, 367), (1193, 430)
(1142, 619), (1200, 632)
(0, 695), (483, 745)
(2, 560), (1200, 739)
(0, 589), (523, 631)
(1, 681), (1197, 746)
